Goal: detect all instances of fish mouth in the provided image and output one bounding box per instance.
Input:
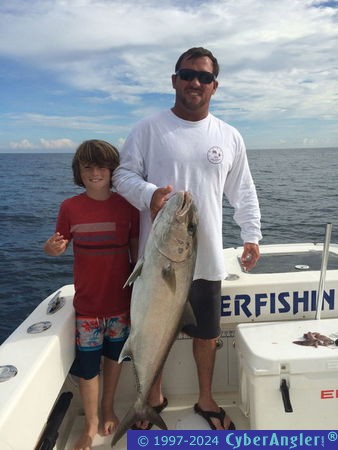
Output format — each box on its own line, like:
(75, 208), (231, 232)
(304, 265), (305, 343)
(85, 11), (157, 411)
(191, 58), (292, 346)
(177, 191), (192, 218)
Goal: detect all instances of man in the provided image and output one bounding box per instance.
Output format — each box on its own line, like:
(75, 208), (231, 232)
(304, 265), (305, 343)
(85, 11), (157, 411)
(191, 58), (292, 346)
(113, 47), (262, 430)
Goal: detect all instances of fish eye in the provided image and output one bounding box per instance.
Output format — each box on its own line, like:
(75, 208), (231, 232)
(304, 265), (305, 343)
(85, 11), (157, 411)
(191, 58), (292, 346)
(187, 222), (196, 235)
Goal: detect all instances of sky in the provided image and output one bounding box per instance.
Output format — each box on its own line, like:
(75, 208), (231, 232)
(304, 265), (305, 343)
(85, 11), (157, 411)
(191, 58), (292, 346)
(0, 0), (338, 153)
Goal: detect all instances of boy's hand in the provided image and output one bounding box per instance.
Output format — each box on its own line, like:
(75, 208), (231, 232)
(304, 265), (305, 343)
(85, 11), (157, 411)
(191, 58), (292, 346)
(44, 232), (68, 256)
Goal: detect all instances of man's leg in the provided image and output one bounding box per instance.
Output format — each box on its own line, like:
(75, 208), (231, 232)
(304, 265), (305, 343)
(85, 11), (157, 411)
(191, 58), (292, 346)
(133, 372), (165, 429)
(193, 337), (232, 430)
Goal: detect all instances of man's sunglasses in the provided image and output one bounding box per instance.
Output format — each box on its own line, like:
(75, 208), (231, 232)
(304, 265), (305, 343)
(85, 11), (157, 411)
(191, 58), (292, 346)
(175, 69), (216, 84)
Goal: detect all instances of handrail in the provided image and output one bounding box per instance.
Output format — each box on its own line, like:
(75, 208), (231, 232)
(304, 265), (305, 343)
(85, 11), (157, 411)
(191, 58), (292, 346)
(315, 223), (333, 320)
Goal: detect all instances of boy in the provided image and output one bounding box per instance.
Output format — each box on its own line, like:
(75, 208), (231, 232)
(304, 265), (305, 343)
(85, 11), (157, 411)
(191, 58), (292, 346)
(44, 140), (139, 450)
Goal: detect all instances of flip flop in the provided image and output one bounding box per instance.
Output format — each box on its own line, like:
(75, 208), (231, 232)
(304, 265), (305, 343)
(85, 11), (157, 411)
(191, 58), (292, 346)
(131, 397), (168, 430)
(194, 403), (236, 430)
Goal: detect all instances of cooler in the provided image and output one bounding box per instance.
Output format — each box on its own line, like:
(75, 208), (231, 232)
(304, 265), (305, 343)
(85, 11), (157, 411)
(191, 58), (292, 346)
(235, 318), (338, 429)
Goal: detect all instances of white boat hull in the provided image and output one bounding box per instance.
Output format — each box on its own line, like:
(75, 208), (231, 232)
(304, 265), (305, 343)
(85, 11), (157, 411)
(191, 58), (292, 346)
(0, 285), (75, 450)
(1, 243), (338, 448)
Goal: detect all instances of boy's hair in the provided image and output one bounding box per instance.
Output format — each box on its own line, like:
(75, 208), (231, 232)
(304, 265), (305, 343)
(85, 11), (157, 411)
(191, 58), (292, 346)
(175, 47), (219, 78)
(72, 139), (120, 187)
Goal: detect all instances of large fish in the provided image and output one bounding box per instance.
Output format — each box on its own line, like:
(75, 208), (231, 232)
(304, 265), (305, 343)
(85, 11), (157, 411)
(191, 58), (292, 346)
(111, 191), (198, 446)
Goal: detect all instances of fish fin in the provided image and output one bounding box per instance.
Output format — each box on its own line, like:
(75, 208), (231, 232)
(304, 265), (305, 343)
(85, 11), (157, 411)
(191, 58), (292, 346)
(145, 403), (168, 430)
(162, 263), (176, 293)
(111, 402), (167, 447)
(111, 406), (140, 447)
(181, 301), (197, 328)
(123, 258), (144, 288)
(118, 338), (132, 363)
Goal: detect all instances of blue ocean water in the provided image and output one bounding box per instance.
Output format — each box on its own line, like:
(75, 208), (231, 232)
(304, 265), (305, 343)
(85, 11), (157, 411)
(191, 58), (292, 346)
(0, 148), (337, 344)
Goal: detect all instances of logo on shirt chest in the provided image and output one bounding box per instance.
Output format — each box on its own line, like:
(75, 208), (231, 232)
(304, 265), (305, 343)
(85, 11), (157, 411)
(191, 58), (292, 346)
(207, 146), (223, 164)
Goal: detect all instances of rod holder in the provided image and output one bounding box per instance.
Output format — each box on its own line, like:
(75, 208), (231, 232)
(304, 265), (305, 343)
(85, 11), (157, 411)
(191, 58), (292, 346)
(315, 223), (332, 320)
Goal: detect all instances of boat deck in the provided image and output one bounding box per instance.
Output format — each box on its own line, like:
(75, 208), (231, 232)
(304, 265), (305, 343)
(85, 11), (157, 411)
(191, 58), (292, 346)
(63, 392), (248, 449)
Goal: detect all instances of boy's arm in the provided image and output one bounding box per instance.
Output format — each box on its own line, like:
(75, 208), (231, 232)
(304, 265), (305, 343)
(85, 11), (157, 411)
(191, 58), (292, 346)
(44, 232), (69, 256)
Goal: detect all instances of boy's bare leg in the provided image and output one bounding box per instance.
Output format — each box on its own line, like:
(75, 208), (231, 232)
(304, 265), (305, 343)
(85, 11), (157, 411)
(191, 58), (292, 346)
(101, 358), (122, 435)
(73, 375), (100, 450)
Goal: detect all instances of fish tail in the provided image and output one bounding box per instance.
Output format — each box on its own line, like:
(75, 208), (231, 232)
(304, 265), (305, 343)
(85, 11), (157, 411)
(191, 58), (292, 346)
(111, 405), (139, 447)
(145, 403), (168, 430)
(111, 402), (167, 447)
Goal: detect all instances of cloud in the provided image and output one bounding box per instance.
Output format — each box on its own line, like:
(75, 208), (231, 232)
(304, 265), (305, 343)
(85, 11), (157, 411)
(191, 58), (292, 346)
(5, 112), (128, 133)
(9, 139), (34, 150)
(1, 0), (338, 149)
(9, 137), (76, 151)
(39, 138), (75, 149)
(2, 1), (337, 108)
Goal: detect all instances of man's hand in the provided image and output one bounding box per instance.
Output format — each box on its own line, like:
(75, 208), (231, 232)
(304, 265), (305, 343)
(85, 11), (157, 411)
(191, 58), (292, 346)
(241, 242), (260, 272)
(150, 185), (173, 220)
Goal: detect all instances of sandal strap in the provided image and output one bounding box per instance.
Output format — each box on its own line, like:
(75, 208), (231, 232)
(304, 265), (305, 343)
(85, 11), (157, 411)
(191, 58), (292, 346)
(194, 404), (226, 430)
